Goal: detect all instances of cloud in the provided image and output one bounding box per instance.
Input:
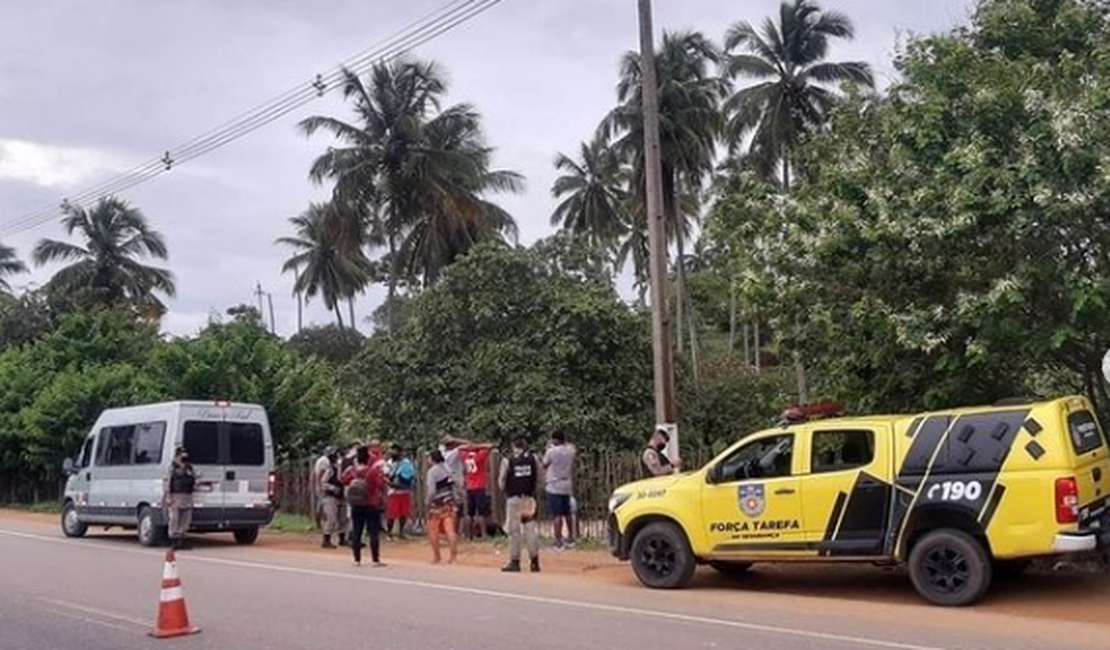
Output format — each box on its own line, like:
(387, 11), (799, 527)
(0, 139), (126, 188)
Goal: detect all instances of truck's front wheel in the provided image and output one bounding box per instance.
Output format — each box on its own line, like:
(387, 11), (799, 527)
(909, 529), (992, 606)
(629, 522), (696, 589)
(61, 502), (87, 538)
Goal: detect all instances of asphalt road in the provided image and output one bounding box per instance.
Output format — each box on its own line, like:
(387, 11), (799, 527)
(0, 519), (1105, 650)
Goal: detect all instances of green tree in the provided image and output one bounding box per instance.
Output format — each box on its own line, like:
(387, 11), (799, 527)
(277, 203), (373, 329)
(300, 60), (522, 306)
(0, 242), (26, 293)
(550, 132), (629, 249)
(288, 324), (365, 365)
(604, 30), (728, 361)
(343, 241), (653, 449)
(31, 198), (175, 314)
(723, 0), (873, 186)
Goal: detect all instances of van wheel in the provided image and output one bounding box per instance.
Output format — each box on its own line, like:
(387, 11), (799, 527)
(909, 529), (992, 606)
(630, 522), (696, 589)
(137, 507), (166, 547)
(61, 503), (87, 538)
(233, 527), (260, 545)
(709, 561), (753, 578)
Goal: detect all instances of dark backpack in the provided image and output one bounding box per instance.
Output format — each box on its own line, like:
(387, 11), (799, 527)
(345, 477), (371, 506)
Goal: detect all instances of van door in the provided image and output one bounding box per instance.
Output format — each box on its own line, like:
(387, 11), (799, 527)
(1062, 402), (1110, 522)
(702, 432), (806, 557)
(180, 418), (225, 526)
(68, 435), (95, 517)
(88, 425), (136, 522)
(800, 426), (892, 556)
(222, 414), (272, 526)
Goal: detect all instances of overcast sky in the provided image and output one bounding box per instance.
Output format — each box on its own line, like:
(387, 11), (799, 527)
(0, 0), (975, 336)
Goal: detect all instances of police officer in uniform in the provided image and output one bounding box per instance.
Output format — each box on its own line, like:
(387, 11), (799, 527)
(164, 447), (197, 550)
(499, 438), (540, 573)
(642, 428), (681, 478)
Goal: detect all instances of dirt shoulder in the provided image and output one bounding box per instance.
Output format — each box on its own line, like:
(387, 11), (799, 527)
(5, 509), (1107, 626)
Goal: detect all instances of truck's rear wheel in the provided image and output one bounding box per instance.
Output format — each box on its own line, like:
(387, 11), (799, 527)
(629, 522), (696, 589)
(61, 502), (87, 538)
(233, 527), (260, 545)
(909, 529), (992, 606)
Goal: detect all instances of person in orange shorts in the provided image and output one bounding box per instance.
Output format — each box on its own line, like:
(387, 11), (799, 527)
(425, 449), (458, 564)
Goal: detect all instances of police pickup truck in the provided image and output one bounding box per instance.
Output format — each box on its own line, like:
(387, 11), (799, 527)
(608, 396), (1110, 605)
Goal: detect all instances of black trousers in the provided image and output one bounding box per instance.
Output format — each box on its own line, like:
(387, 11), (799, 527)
(350, 505), (382, 564)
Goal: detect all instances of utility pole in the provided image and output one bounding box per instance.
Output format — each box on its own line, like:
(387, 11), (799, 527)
(638, 0), (678, 454)
(267, 292), (277, 335)
(254, 282), (265, 320)
(294, 267), (303, 334)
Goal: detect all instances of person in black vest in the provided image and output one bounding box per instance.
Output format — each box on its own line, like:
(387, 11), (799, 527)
(499, 438), (540, 573)
(163, 447), (198, 550)
(642, 428), (681, 478)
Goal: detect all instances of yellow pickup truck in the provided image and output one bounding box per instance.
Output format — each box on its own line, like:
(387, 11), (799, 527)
(608, 396), (1110, 605)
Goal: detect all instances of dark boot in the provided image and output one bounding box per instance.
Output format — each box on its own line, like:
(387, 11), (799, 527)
(322, 535), (336, 549)
(501, 560), (521, 573)
(530, 557), (541, 573)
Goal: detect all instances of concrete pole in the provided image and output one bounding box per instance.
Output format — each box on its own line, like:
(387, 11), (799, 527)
(638, 0), (678, 455)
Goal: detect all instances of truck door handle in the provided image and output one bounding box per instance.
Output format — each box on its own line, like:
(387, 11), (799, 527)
(775, 488), (796, 495)
(1094, 467), (1102, 482)
(85, 472), (91, 481)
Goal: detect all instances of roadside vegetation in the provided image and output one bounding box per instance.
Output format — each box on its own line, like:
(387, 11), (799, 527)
(1, 0), (1109, 497)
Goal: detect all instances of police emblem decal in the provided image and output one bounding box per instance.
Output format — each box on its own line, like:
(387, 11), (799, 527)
(738, 484), (766, 518)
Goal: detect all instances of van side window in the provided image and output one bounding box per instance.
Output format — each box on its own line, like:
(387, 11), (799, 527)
(183, 421), (220, 465)
(79, 437), (94, 468)
(812, 430), (874, 473)
(228, 423), (265, 466)
(133, 422), (167, 465)
(1068, 411), (1105, 455)
(102, 426), (136, 466)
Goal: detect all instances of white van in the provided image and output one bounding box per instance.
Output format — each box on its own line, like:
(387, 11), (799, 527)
(60, 401), (277, 546)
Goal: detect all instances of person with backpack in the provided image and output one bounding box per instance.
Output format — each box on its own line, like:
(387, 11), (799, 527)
(425, 449), (459, 564)
(385, 444), (415, 539)
(341, 446), (386, 567)
(499, 438), (541, 573)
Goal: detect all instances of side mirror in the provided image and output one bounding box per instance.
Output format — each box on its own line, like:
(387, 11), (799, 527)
(62, 457), (75, 475)
(706, 463), (721, 484)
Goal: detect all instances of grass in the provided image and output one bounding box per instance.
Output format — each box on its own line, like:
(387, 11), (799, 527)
(2, 501), (63, 514)
(267, 512), (317, 533)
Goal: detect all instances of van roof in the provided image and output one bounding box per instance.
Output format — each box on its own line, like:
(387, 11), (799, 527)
(100, 400), (265, 413)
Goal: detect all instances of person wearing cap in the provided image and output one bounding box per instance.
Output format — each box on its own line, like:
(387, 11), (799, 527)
(318, 446), (349, 549)
(642, 428), (681, 478)
(163, 447), (197, 550)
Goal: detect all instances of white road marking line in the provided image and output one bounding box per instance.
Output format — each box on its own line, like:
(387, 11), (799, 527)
(36, 597), (149, 627)
(41, 607), (144, 636)
(1, 528), (946, 650)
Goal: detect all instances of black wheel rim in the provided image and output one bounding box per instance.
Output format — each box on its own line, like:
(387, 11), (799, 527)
(639, 535), (677, 578)
(923, 545), (970, 594)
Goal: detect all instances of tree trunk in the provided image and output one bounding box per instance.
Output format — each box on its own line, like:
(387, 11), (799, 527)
(782, 146), (792, 192)
(686, 279), (700, 382)
(728, 284), (737, 354)
(348, 298), (356, 332)
(334, 305), (345, 329)
(753, 320), (761, 372)
(387, 234), (398, 334)
(674, 224), (686, 356)
(742, 322), (751, 367)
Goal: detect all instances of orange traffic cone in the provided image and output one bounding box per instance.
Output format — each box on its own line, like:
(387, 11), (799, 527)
(149, 549), (201, 639)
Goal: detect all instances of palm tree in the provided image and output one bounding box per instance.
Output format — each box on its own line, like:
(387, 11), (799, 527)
(0, 243), (27, 294)
(300, 59), (521, 310)
(604, 30), (727, 358)
(551, 132), (629, 249)
(277, 203), (373, 329)
(32, 197), (175, 311)
(723, 0), (873, 187)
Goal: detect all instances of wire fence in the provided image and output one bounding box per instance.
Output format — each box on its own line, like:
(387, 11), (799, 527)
(276, 448), (715, 540)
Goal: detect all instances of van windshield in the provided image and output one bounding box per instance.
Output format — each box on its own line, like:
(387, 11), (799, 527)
(1067, 411), (1106, 456)
(182, 420), (266, 466)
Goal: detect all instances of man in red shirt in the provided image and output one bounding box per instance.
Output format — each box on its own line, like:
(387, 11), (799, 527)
(461, 442), (495, 539)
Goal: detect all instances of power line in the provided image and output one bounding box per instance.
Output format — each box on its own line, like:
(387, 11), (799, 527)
(1, 0), (502, 239)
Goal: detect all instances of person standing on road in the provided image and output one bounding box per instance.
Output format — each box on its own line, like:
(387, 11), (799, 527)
(341, 446), (386, 568)
(385, 444), (415, 539)
(642, 428), (681, 478)
(425, 449), (459, 564)
(499, 438), (540, 573)
(542, 431), (576, 550)
(320, 448), (349, 549)
(461, 441), (495, 539)
(163, 447), (197, 551)
(312, 446), (334, 530)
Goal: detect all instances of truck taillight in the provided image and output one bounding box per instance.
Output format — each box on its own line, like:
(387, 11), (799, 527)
(268, 471), (278, 502)
(1055, 477), (1079, 524)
